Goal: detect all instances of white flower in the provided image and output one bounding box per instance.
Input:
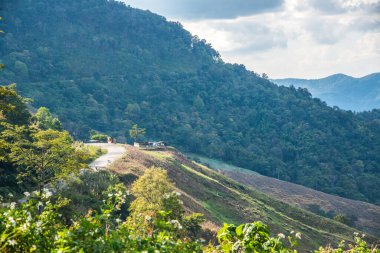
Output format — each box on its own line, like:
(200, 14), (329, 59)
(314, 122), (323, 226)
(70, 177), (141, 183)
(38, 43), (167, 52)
(362, 234), (365, 238)
(10, 202), (16, 210)
(290, 230), (294, 234)
(295, 232), (302, 239)
(277, 233), (285, 239)
(354, 232), (359, 236)
(8, 217), (16, 226)
(115, 218), (122, 223)
(8, 239), (17, 246)
(8, 193), (14, 197)
(20, 223), (29, 232)
(169, 220), (183, 229)
(24, 192), (30, 197)
(42, 189), (53, 198)
(145, 215), (152, 221)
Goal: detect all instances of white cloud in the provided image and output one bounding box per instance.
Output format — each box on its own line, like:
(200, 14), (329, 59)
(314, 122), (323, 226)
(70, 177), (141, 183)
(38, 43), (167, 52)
(181, 0), (380, 78)
(123, 0), (380, 78)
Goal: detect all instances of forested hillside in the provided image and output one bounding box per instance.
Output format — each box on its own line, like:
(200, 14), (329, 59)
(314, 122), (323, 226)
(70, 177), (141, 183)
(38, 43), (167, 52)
(273, 73), (380, 111)
(1, 0), (380, 204)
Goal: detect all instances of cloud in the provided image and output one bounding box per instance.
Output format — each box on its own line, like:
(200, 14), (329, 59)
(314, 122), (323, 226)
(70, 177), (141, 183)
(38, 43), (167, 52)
(124, 0), (284, 20)
(184, 18), (288, 53)
(297, 0), (380, 14)
(181, 0), (380, 78)
(122, 0), (380, 78)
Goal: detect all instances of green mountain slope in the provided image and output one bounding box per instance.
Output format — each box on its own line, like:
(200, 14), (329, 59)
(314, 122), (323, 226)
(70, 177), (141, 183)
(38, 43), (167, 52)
(272, 73), (380, 112)
(109, 146), (379, 250)
(188, 154), (380, 237)
(1, 0), (380, 204)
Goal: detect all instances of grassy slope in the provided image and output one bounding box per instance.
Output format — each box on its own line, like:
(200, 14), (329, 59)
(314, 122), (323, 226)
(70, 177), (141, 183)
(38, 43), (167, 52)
(188, 154), (380, 238)
(109, 146), (378, 250)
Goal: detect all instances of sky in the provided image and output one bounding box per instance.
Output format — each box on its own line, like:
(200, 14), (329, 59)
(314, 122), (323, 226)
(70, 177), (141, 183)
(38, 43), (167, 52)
(124, 0), (380, 79)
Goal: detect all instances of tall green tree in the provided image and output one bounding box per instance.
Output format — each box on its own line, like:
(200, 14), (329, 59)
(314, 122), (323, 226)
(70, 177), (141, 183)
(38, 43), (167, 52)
(127, 167), (184, 234)
(0, 84), (30, 126)
(1, 125), (84, 195)
(32, 107), (63, 131)
(129, 124), (146, 143)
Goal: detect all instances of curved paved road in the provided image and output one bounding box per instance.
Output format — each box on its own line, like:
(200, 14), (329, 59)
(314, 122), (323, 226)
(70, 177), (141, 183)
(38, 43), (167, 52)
(86, 143), (126, 170)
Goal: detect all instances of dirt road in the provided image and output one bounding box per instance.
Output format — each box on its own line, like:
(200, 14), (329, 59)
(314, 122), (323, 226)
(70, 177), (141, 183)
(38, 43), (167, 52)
(86, 143), (126, 170)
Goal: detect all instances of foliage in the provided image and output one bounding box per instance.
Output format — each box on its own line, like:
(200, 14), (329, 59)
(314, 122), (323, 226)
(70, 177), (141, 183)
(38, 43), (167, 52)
(90, 133), (108, 142)
(73, 142), (107, 163)
(32, 107), (63, 131)
(127, 167), (185, 234)
(0, 84), (30, 126)
(182, 213), (206, 239)
(216, 221), (299, 253)
(1, 0), (379, 204)
(0, 183), (203, 252)
(0, 190), (69, 252)
(316, 233), (379, 253)
(1, 125), (84, 195)
(129, 124), (146, 143)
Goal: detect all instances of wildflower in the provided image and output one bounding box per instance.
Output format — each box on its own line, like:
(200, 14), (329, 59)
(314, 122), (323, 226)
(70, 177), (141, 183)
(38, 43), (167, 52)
(116, 218), (122, 223)
(42, 188), (53, 198)
(295, 232), (302, 239)
(8, 239), (17, 246)
(8, 216), (16, 226)
(20, 223), (29, 232)
(277, 233), (285, 239)
(24, 192), (30, 197)
(290, 230), (294, 234)
(169, 220), (183, 229)
(145, 215), (152, 222)
(10, 202), (16, 210)
(8, 193), (14, 197)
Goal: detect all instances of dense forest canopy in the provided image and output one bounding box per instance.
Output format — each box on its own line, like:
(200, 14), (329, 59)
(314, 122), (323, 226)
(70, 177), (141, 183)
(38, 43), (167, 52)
(1, 0), (380, 204)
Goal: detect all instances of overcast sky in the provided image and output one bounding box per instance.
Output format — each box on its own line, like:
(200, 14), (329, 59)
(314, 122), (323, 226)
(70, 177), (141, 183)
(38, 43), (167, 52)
(124, 0), (380, 79)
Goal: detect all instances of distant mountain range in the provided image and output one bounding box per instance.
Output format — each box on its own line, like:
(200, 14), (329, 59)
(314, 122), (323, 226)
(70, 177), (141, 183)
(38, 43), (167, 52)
(272, 73), (380, 111)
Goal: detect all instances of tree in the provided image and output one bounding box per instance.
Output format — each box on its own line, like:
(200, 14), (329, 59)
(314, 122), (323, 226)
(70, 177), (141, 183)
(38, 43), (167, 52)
(32, 107), (63, 131)
(0, 84), (30, 126)
(127, 167), (184, 234)
(1, 125), (84, 196)
(129, 124), (145, 143)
